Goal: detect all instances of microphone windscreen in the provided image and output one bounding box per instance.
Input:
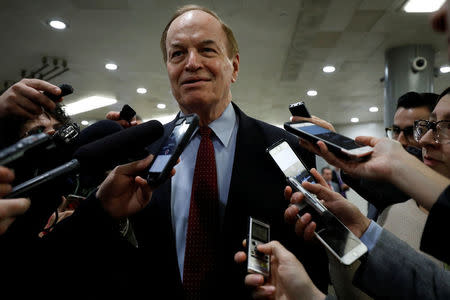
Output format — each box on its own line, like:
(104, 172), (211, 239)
(75, 119), (123, 149)
(74, 120), (164, 171)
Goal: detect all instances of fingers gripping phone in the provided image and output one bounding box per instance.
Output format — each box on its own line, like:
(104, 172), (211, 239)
(247, 217), (270, 277)
(266, 140), (367, 265)
(147, 114), (199, 187)
(289, 101), (311, 118)
(284, 121), (373, 159)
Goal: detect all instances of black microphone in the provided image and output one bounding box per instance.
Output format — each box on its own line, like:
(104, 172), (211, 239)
(6, 120), (164, 198)
(0, 133), (51, 165)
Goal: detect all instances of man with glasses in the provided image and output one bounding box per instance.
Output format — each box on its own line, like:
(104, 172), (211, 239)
(386, 92), (438, 150)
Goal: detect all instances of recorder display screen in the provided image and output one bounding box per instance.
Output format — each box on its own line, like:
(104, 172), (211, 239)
(252, 222), (268, 241)
(291, 122), (361, 150)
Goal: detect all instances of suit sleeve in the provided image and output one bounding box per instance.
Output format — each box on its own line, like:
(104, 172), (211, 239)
(420, 185), (450, 265)
(353, 229), (450, 299)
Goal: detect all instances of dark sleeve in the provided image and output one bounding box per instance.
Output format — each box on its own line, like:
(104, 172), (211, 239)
(341, 171), (410, 212)
(354, 229), (450, 299)
(420, 185), (450, 265)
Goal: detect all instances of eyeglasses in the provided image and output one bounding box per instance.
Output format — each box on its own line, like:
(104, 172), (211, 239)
(413, 119), (450, 144)
(385, 126), (414, 142)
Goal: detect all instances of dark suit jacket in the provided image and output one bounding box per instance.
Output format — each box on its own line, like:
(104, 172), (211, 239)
(129, 103), (329, 298)
(38, 103), (329, 299)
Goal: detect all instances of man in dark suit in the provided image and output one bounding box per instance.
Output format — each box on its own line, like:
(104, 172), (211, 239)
(47, 4), (329, 299)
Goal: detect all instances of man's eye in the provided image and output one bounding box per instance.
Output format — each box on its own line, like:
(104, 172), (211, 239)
(202, 48), (216, 53)
(171, 51), (183, 58)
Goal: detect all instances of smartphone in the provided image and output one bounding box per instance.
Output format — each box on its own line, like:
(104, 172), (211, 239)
(119, 104), (136, 123)
(247, 217), (270, 277)
(147, 114), (199, 187)
(266, 139), (367, 265)
(284, 121), (373, 159)
(289, 101), (311, 118)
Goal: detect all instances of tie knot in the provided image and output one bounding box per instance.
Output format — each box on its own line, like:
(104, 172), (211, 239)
(199, 126), (212, 137)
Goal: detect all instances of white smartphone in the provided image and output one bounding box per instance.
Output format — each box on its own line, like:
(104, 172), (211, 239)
(284, 121), (373, 159)
(266, 139), (367, 265)
(247, 217), (270, 277)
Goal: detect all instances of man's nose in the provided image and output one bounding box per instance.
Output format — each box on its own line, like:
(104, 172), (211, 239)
(419, 128), (436, 147)
(185, 51), (201, 71)
(397, 131), (408, 147)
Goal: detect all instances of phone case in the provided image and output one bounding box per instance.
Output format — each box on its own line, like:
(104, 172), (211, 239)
(147, 114), (199, 187)
(289, 101), (311, 118)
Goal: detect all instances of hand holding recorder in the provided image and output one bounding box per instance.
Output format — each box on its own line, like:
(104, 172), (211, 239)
(234, 240), (326, 300)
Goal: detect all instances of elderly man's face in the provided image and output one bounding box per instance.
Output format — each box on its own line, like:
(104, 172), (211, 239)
(165, 10), (239, 117)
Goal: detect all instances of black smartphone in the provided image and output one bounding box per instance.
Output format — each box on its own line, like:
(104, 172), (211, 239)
(284, 121), (373, 160)
(147, 114), (199, 187)
(289, 101), (311, 118)
(43, 83), (73, 101)
(266, 139), (367, 265)
(119, 104), (136, 123)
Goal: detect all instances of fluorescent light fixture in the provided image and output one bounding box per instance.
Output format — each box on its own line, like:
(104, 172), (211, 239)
(63, 96), (117, 116)
(351, 117), (359, 123)
(143, 113), (177, 124)
(136, 87), (147, 94)
(403, 0), (446, 12)
(323, 65), (336, 73)
(157, 103), (166, 109)
(440, 65), (450, 73)
(81, 120), (89, 126)
(49, 20), (66, 30)
(369, 106), (379, 112)
(307, 90), (318, 96)
(105, 63), (118, 70)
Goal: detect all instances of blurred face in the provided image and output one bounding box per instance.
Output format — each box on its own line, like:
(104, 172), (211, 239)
(393, 106), (430, 148)
(165, 10), (239, 123)
(322, 169), (332, 182)
(20, 112), (61, 138)
(419, 95), (450, 178)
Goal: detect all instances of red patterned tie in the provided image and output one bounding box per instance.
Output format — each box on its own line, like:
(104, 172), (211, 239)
(183, 126), (219, 299)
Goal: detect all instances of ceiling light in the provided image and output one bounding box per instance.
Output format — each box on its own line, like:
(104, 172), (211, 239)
(322, 65), (336, 73)
(157, 103), (166, 109)
(403, 0), (445, 12)
(105, 63), (118, 71)
(49, 20), (66, 30)
(136, 88), (147, 94)
(81, 120), (89, 126)
(307, 90), (318, 96)
(369, 106), (379, 112)
(63, 96), (117, 116)
(351, 117), (359, 123)
(440, 65), (450, 73)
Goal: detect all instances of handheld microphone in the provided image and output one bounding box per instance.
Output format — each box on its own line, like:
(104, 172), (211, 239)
(5, 120), (164, 198)
(0, 133), (51, 165)
(43, 83), (74, 102)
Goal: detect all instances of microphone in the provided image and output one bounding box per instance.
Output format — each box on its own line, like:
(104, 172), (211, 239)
(0, 133), (51, 165)
(5, 120), (164, 198)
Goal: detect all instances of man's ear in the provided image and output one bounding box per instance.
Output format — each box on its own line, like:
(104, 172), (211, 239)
(231, 54), (240, 83)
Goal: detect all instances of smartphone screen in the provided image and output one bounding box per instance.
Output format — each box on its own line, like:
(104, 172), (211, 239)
(290, 122), (361, 150)
(267, 140), (314, 184)
(147, 115), (198, 186)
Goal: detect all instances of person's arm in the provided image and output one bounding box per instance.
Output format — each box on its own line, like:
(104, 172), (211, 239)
(298, 136), (450, 210)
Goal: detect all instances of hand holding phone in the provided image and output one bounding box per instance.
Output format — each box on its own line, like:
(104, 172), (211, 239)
(43, 83), (73, 102)
(267, 140), (367, 265)
(119, 104), (136, 123)
(284, 121), (373, 160)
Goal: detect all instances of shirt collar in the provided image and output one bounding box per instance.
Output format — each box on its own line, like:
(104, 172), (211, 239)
(179, 102), (236, 147)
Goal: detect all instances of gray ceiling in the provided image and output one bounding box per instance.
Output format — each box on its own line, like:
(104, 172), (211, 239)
(1, 0), (449, 128)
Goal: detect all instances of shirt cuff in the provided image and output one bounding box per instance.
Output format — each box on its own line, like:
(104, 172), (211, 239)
(359, 220), (383, 252)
